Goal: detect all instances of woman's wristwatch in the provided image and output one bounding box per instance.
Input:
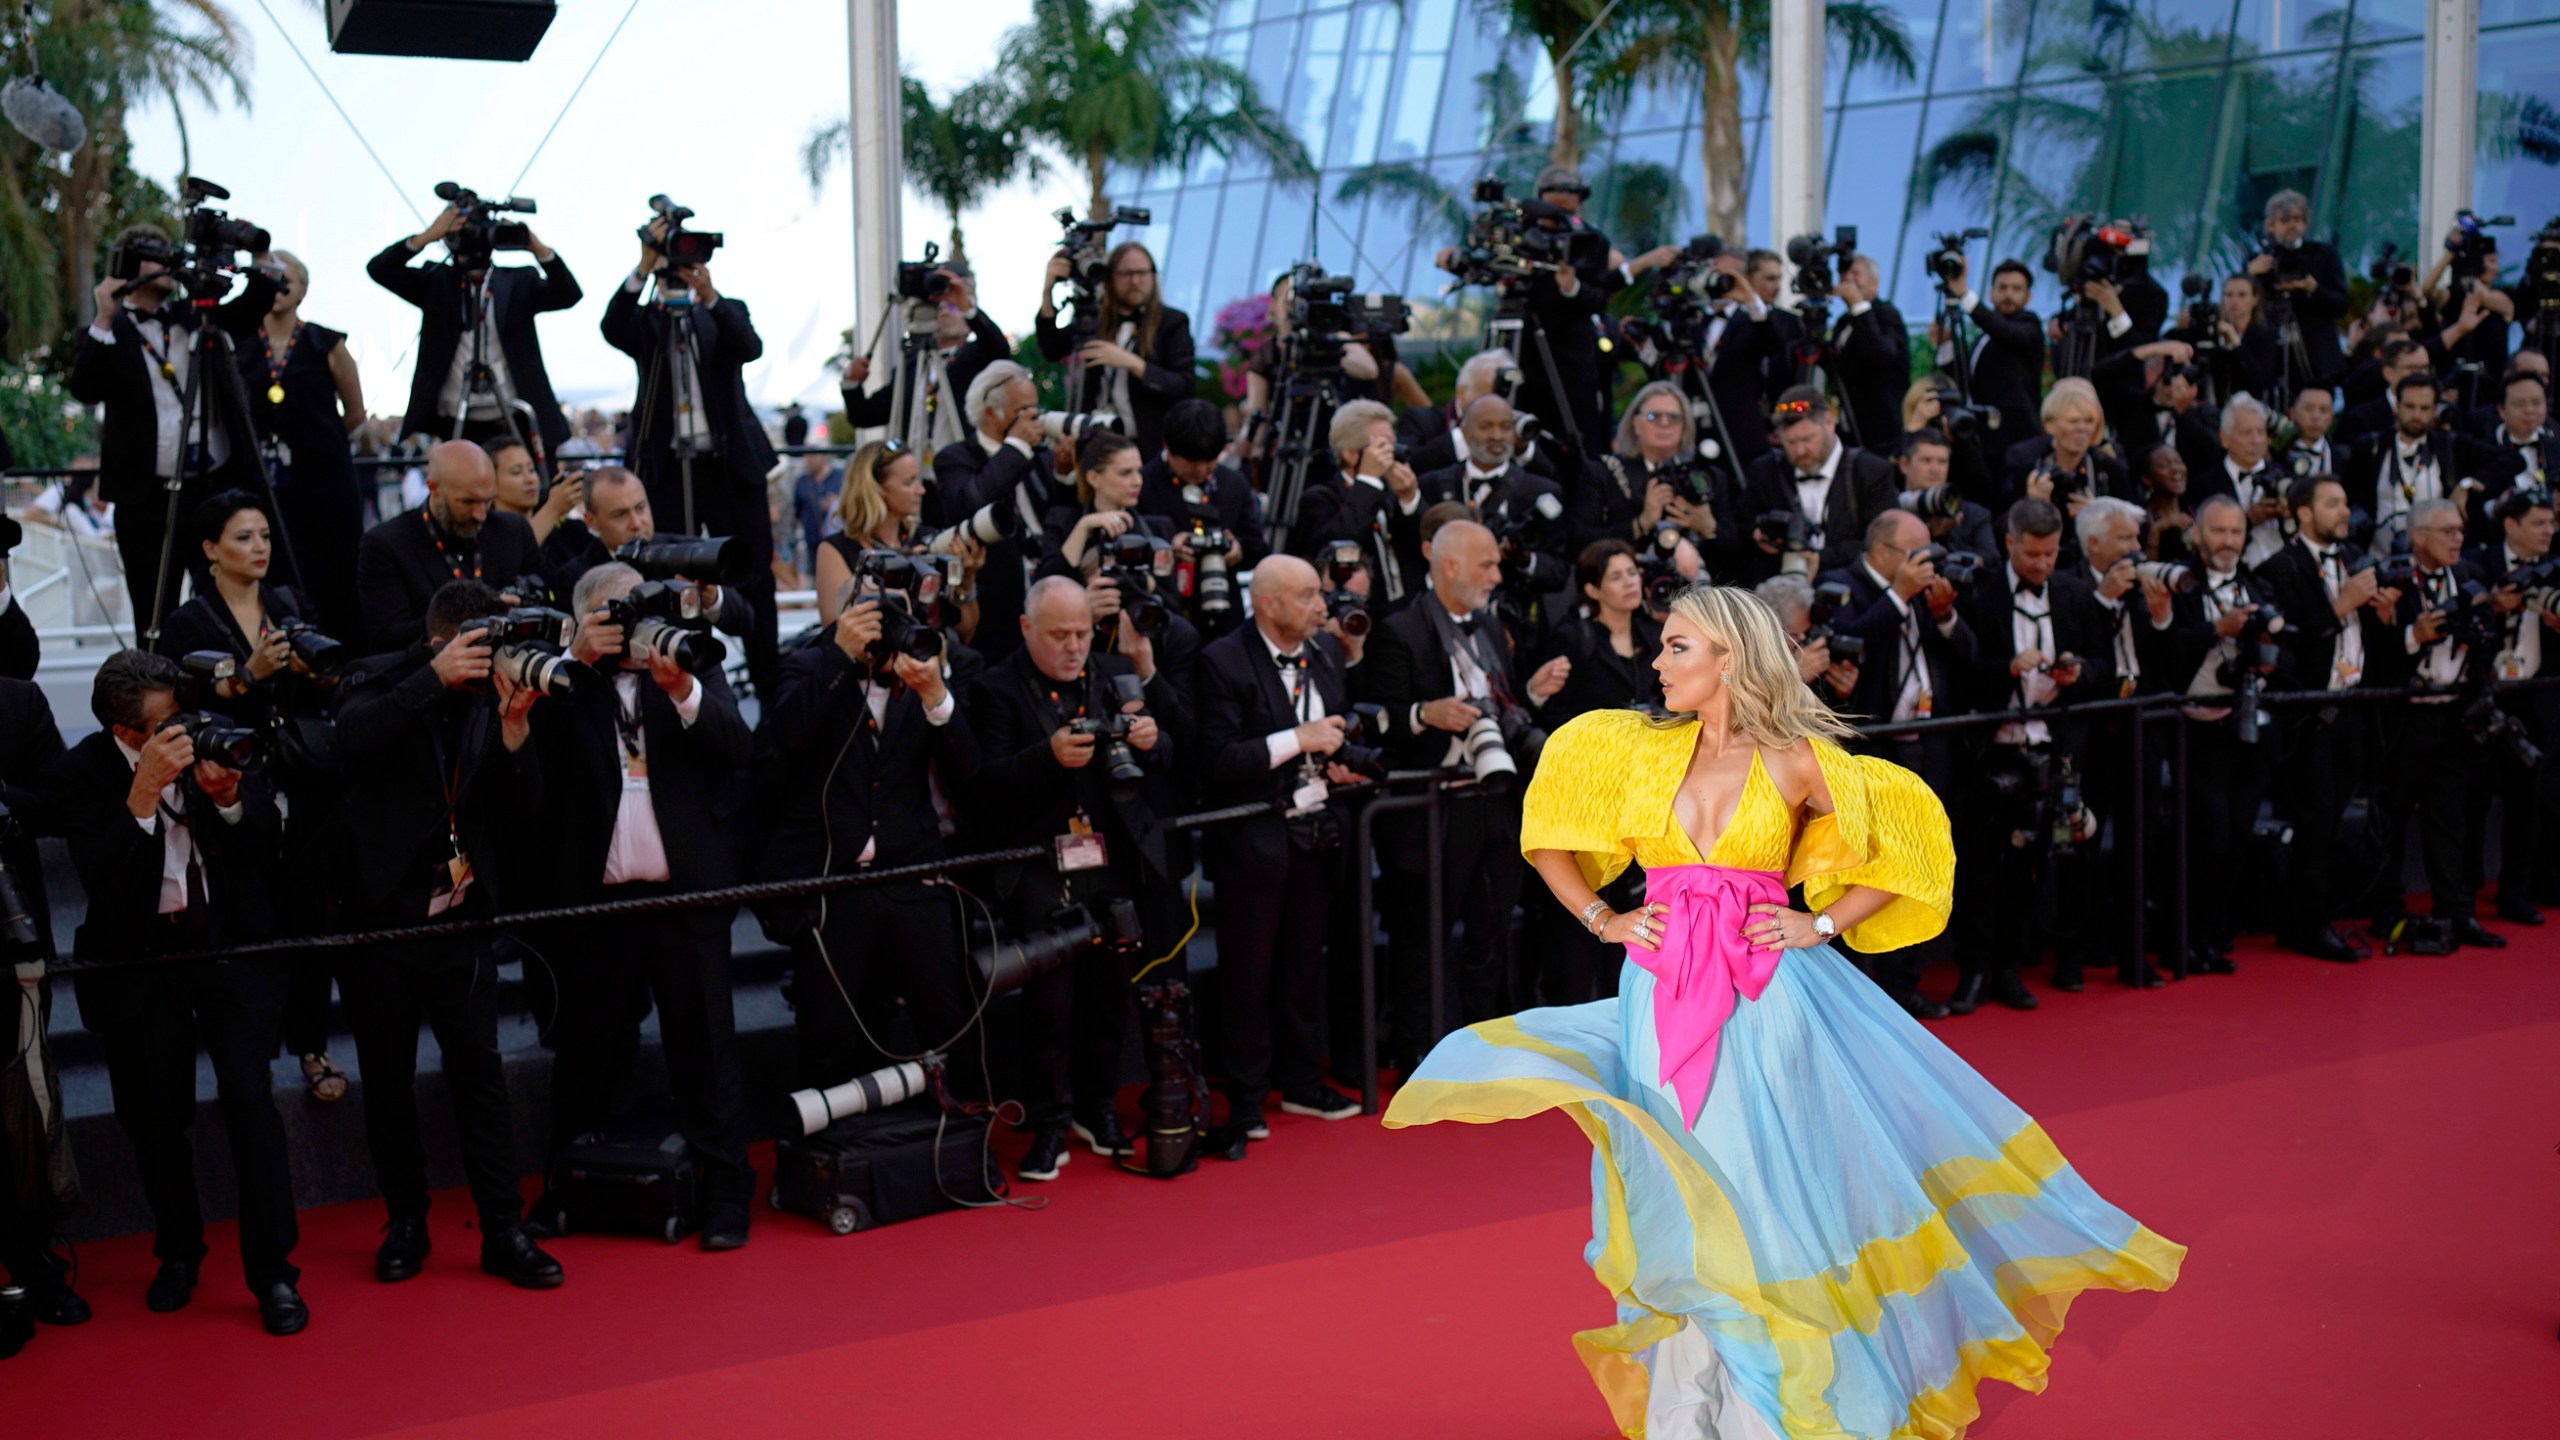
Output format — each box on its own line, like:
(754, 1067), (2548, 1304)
(1811, 911), (1837, 940)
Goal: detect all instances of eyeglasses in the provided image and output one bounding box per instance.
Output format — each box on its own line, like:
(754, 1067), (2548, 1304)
(1636, 410), (1682, 424)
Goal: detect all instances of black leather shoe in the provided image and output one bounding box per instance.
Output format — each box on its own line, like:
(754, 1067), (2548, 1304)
(1231, 1101), (1271, 1141)
(1990, 974), (2039, 1010)
(2049, 960), (2086, 993)
(144, 1260), (197, 1313)
(1018, 1124), (1070, 1181)
(375, 1216), (430, 1283)
(1942, 975), (1984, 1017)
(1070, 1109), (1133, 1157)
(699, 1201), (751, 1252)
(30, 1279), (90, 1326)
(478, 1225), (564, 1290)
(1278, 1084), (1360, 1121)
(2495, 897), (2545, 927)
(2284, 927), (2359, 963)
(2450, 916), (2509, 950)
(257, 1281), (309, 1337)
(2117, 962), (2167, 989)
(519, 1190), (566, 1240)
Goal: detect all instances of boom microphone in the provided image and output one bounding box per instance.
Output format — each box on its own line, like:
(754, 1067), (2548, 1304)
(2, 74), (83, 154)
(788, 1053), (943, 1136)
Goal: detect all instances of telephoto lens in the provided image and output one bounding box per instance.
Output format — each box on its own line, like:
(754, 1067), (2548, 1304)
(628, 618), (725, 674)
(2133, 561), (2201, 594)
(494, 644), (580, 699)
(1040, 411), (1122, 444)
(277, 620), (349, 676)
(1895, 485), (1965, 520)
(1459, 712), (1518, 793)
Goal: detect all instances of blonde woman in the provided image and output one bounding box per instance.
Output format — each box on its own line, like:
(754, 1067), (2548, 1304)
(1387, 583), (2182, 1439)
(2000, 376), (2128, 515)
(812, 439), (983, 637)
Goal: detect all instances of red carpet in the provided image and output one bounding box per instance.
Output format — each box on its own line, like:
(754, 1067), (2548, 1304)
(13, 932), (2560, 1438)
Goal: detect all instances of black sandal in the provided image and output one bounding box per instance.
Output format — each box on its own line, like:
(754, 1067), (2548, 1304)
(300, 1053), (349, 1103)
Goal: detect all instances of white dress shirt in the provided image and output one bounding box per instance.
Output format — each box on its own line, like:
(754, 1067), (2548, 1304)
(1794, 440), (1843, 551)
(88, 308), (224, 480)
(2182, 565), (2249, 720)
(2373, 434), (2444, 532)
(2305, 541), (2366, 689)
(852, 670), (957, 865)
(2230, 456), (2289, 567)
(1996, 565), (2058, 746)
(2404, 567), (2466, 696)
(112, 736), (243, 913)
(600, 671), (702, 885)
(2495, 544), (2547, 680)
(1260, 629), (1332, 767)
(1859, 561), (1953, 723)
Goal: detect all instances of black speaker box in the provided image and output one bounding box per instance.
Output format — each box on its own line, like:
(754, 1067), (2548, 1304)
(327, 0), (557, 62)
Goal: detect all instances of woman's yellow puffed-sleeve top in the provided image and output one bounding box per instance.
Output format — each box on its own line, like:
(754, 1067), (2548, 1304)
(1519, 708), (1954, 953)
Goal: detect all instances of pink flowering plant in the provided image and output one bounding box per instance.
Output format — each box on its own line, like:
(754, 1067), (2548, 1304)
(1212, 293), (1275, 400)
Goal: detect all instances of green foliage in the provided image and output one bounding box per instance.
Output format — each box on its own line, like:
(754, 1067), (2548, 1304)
(804, 74), (1029, 266)
(0, 362), (96, 468)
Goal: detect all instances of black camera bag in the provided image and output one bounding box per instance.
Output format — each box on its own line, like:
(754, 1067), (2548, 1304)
(544, 1104), (701, 1244)
(770, 1099), (999, 1235)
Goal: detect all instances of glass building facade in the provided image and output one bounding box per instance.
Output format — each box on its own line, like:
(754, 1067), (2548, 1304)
(1117, 0), (2560, 336)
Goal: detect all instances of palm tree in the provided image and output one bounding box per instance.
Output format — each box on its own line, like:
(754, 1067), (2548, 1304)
(1335, 56), (1547, 255)
(805, 76), (1030, 270)
(1472, 0), (1608, 170)
(1585, 0), (1919, 241)
(992, 0), (1311, 220)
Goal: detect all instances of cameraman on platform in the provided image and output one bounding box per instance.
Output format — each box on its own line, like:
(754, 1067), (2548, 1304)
(1036, 239), (1195, 459)
(841, 261), (1010, 443)
(1930, 255), (2044, 449)
(530, 562), (757, 1250)
(331, 579), (561, 1291)
(968, 575), (1182, 1177)
(70, 225), (281, 631)
(1432, 167), (1637, 453)
(368, 200), (579, 460)
(603, 220), (780, 698)
(1825, 253), (1910, 451)
(2245, 190), (2350, 386)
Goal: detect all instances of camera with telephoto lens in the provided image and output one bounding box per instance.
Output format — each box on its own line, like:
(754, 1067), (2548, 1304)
(1926, 385), (1994, 442)
(1784, 226), (1858, 300)
(1896, 484), (1964, 522)
(1926, 228), (1988, 285)
(604, 580), (726, 674)
(615, 534), (751, 585)
(1491, 492), (1571, 600)
(481, 605), (580, 699)
(1065, 672), (1151, 795)
(641, 193), (722, 267)
(2447, 209), (2513, 283)
(2465, 688), (2543, 770)
(1639, 522), (1688, 613)
(2214, 606), (2283, 745)
(898, 239), (952, 303)
(1654, 453), (1720, 507)
(1911, 543), (1981, 589)
(2044, 215), (2150, 288)
(1095, 531), (1175, 639)
(1753, 507), (1811, 553)
(0, 803), (39, 963)
(433, 181), (536, 272)
(976, 897), (1145, 998)
(1333, 701), (1391, 782)
(1801, 577), (1865, 664)
(263, 618), (347, 676)
(926, 488), (1022, 555)
(850, 551), (949, 666)
(1320, 540), (1371, 638)
(1042, 411), (1122, 447)
(1448, 178), (1609, 289)
(1180, 505), (1237, 621)
(109, 178), (269, 299)
(1454, 701), (1547, 796)
(2134, 561), (2201, 595)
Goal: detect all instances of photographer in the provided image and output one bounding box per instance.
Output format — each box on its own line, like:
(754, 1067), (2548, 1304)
(968, 576), (1186, 1175)
(526, 563), (755, 1249)
(1624, 248), (1778, 468)
(2000, 378), (2129, 522)
(1739, 386), (1899, 583)
(1144, 397), (1267, 576)
(1899, 378), (2000, 507)
(2484, 371), (2555, 492)
(2366, 500), (2502, 949)
(368, 200), (579, 459)
(154, 490), (351, 1102)
(1297, 399), (1427, 605)
(2159, 496), (2274, 973)
(69, 224), (281, 631)
(841, 261), (1010, 443)
(2335, 335), (2431, 443)
(814, 442), (979, 641)
(2461, 487), (2558, 926)
(1415, 394), (1571, 583)
(2068, 496), (2180, 986)
(1897, 430), (2000, 565)
(1037, 430), (1174, 575)
(489, 438), (580, 550)
(2259, 474), (2399, 961)
(1394, 350), (1560, 481)
(2140, 361), (2221, 487)
(58, 650), (304, 1332)
(2169, 273), (2278, 405)
(538, 465), (756, 649)
(2278, 382), (2353, 484)
(0, 673), (78, 1333)
(1756, 574), (1858, 708)
(935, 361), (1064, 662)
(1824, 253), (1910, 450)
(1828, 510), (1975, 1014)
(334, 580), (559, 1289)
(1037, 240), (1195, 458)
(603, 225), (780, 699)
(245, 250), (368, 637)
(2245, 191), (2350, 386)
(1196, 556), (1367, 1137)
(1745, 248), (1809, 405)
(2420, 222), (2516, 400)
(1570, 379), (1733, 575)
(2345, 371), (2503, 551)
(2136, 444), (2198, 567)
(1433, 167), (1626, 453)
(1931, 255), (2044, 447)
(1357, 521), (1569, 1062)
(752, 574), (985, 1102)
(355, 440), (543, 655)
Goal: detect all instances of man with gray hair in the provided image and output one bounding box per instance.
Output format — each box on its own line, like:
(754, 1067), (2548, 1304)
(1397, 348), (1557, 480)
(2245, 188), (2348, 389)
(1295, 397), (1427, 605)
(2213, 393), (2295, 565)
(933, 358), (1065, 661)
(1412, 394), (1571, 606)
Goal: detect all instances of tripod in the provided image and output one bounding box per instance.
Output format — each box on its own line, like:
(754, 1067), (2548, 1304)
(1935, 286), (1978, 408)
(141, 279), (303, 648)
(2259, 287), (2315, 415)
(630, 284), (719, 536)
(1647, 310), (1746, 492)
(1485, 283), (1582, 459)
(1258, 334), (1349, 555)
(447, 267), (540, 466)
(858, 294), (958, 459)
(2052, 295), (2106, 382)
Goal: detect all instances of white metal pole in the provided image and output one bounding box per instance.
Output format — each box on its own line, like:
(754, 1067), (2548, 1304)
(2417, 0), (2477, 260)
(1770, 0), (1826, 261)
(847, 0), (904, 357)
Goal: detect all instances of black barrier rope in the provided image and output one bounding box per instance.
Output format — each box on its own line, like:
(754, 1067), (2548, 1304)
(37, 673), (2560, 976)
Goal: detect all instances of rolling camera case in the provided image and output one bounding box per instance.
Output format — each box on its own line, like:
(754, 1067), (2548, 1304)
(770, 1100), (999, 1235)
(545, 1108), (702, 1245)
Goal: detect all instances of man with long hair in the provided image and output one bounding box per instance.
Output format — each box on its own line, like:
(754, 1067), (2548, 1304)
(1036, 240), (1198, 459)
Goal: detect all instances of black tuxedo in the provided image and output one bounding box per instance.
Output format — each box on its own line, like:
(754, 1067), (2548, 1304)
(532, 664), (756, 1201)
(2256, 537), (2393, 940)
(2163, 567), (2283, 952)
(2481, 425), (2558, 497)
(0, 678), (59, 1288)
(1998, 435), (2133, 515)
(754, 641), (988, 1090)
(1759, 304), (1809, 406)
(1738, 444), (1900, 582)
(67, 279), (279, 629)
(1537, 613), (1664, 724)
(1964, 300), (2045, 444)
(0, 595), (33, 683)
(1828, 299), (1910, 450)
(1195, 623), (1356, 1101)
(56, 727), (299, 1293)
(2261, 240), (2351, 382)
(354, 507), (543, 655)
(1292, 471), (1427, 610)
(2457, 541), (2560, 906)
(1139, 457), (1269, 570)
(1957, 566), (2115, 723)
(931, 434), (1065, 663)
(1660, 302), (1780, 465)
(1034, 305), (1199, 458)
(1571, 453), (1747, 580)
(367, 239), (581, 457)
(1836, 563), (1978, 726)
(2342, 428), (2506, 546)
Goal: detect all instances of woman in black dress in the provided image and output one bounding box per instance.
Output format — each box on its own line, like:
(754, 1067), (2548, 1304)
(1524, 539), (1665, 1005)
(243, 250), (367, 639)
(812, 440), (987, 644)
(156, 489), (351, 1102)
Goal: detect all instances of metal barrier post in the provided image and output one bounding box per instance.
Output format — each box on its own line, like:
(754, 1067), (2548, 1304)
(2171, 714), (2192, 981)
(1353, 790), (1431, 1117)
(2128, 712), (2150, 987)
(1426, 782), (1447, 1046)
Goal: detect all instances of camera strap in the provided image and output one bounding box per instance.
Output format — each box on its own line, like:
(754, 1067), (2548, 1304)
(422, 512), (483, 582)
(426, 731), (474, 915)
(1600, 455), (1636, 505)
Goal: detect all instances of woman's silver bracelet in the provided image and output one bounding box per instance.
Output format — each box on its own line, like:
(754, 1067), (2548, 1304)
(1579, 899), (1611, 935)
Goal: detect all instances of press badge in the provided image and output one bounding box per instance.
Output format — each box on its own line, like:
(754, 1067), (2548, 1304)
(427, 854), (475, 917)
(1289, 778), (1330, 815)
(1056, 832), (1108, 872)
(2497, 649), (2525, 681)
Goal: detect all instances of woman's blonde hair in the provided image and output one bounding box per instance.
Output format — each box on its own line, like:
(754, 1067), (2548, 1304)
(1900, 375), (1944, 433)
(1650, 583), (1858, 745)
(2040, 376), (2102, 429)
(834, 440), (911, 543)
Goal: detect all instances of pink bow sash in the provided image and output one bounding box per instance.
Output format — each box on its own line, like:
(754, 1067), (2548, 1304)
(1633, 864), (1789, 1128)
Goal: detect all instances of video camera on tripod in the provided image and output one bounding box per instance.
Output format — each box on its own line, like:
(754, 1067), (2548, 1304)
(1924, 228), (1988, 287)
(1446, 177), (1607, 290)
(431, 180), (537, 272)
(2446, 209), (2512, 284)
(640, 193), (722, 267)
(1784, 226), (1858, 301)
(108, 177), (270, 301)
(2045, 215), (2150, 290)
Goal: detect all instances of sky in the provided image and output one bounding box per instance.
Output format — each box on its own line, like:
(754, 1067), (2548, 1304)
(125, 0), (1059, 419)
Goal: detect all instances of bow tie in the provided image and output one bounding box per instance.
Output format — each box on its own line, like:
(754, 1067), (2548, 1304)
(1452, 614), (1480, 637)
(1272, 648), (1308, 670)
(2015, 581), (2046, 600)
(2238, 467), (2263, 485)
(1796, 472), (1824, 485)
